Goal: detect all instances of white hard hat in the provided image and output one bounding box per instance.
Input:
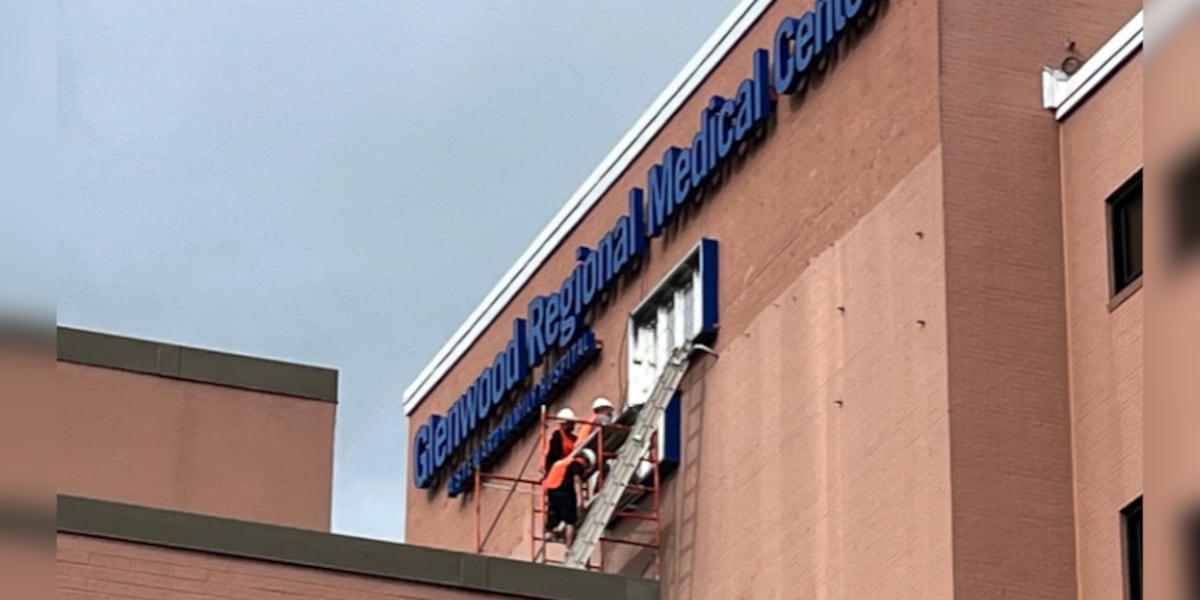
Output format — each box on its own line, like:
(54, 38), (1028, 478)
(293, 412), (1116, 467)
(592, 397), (615, 411)
(580, 448), (597, 468)
(556, 407), (576, 420)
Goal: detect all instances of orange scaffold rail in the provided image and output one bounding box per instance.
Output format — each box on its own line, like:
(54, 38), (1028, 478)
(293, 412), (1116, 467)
(473, 404), (663, 577)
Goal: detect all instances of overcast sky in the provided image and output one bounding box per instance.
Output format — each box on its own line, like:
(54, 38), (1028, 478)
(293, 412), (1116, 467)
(57, 1), (738, 541)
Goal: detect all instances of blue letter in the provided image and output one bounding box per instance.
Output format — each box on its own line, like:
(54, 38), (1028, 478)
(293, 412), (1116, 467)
(489, 353), (506, 406)
(647, 148), (678, 236)
(544, 292), (560, 346)
(795, 12), (815, 75)
(464, 388), (478, 435)
(557, 282), (577, 345)
(613, 216), (629, 274)
(753, 49), (773, 124)
(815, 0), (836, 56)
(628, 187), (647, 258)
(432, 415), (449, 470)
(774, 17), (798, 94)
(706, 97), (722, 171)
(673, 147), (692, 207)
(527, 296), (547, 368)
(558, 271), (577, 341)
(505, 319), (529, 388)
(690, 114), (709, 187)
(413, 423), (432, 488)
(735, 80), (754, 142)
(596, 232), (614, 291)
(571, 263), (585, 317)
(474, 377), (490, 422)
(582, 247), (599, 306)
(717, 99), (736, 159)
(447, 400), (463, 452)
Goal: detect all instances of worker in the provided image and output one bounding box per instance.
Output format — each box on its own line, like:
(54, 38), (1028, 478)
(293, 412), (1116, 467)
(543, 448), (595, 545)
(571, 397), (616, 499)
(575, 396), (616, 448)
(543, 407), (577, 472)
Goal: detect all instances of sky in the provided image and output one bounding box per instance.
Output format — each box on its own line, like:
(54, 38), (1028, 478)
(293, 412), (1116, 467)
(1, 2), (55, 325)
(56, 0), (739, 542)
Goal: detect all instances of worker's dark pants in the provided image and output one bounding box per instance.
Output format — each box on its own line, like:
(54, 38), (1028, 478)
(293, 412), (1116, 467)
(546, 488), (578, 528)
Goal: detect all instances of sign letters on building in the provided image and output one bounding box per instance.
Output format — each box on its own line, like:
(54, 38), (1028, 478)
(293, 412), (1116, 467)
(414, 0), (882, 496)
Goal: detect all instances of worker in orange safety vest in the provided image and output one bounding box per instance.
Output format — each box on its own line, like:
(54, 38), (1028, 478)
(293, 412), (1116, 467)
(543, 449), (595, 546)
(574, 396), (616, 448)
(543, 407), (578, 472)
(575, 397), (617, 490)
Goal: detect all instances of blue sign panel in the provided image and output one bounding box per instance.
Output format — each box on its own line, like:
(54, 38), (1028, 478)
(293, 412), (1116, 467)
(414, 0), (881, 495)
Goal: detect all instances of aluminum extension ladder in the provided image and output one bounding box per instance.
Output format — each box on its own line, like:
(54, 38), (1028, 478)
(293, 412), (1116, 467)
(562, 343), (700, 569)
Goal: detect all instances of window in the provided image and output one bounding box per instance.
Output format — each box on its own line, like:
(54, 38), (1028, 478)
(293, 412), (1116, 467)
(1108, 170), (1143, 295)
(627, 239), (718, 411)
(624, 238), (718, 479)
(1123, 496), (1143, 600)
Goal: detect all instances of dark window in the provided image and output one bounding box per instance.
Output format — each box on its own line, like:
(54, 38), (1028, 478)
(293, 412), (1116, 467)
(1123, 496), (1143, 600)
(1108, 170), (1144, 294)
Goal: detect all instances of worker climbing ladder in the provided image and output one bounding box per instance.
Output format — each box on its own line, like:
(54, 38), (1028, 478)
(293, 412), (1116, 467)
(563, 343), (706, 569)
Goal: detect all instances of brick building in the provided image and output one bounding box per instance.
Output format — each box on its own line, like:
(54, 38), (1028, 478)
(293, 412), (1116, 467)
(403, 1), (1146, 598)
(55, 0), (1152, 598)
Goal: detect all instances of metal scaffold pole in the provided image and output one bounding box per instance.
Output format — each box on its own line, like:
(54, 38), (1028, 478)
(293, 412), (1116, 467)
(471, 342), (711, 577)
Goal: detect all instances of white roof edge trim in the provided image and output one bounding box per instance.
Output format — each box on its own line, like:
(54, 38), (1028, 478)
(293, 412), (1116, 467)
(1041, 10), (1143, 121)
(403, 0), (776, 416)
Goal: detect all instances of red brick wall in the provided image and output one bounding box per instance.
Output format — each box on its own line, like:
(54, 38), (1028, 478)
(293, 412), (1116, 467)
(655, 147), (951, 599)
(937, 0), (1140, 597)
(57, 533), (522, 600)
(410, 0), (945, 562)
(1060, 53), (1144, 600)
(58, 364), (335, 531)
(406, 1), (1148, 598)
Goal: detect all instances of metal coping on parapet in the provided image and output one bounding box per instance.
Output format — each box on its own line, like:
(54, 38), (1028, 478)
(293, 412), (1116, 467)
(56, 325), (339, 403)
(401, 0), (775, 416)
(56, 495), (658, 600)
(1041, 9), (1143, 121)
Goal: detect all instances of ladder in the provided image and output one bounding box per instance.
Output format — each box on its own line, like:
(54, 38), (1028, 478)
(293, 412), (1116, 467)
(562, 343), (699, 569)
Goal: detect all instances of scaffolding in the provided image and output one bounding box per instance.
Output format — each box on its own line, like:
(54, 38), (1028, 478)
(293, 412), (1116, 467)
(473, 406), (663, 577)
